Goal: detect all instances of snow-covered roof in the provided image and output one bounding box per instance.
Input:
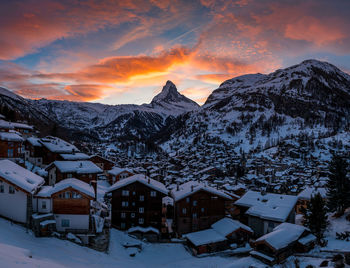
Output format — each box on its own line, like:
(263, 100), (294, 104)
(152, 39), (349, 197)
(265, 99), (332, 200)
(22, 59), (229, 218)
(170, 181), (232, 202)
(50, 161), (102, 174)
(0, 159), (44, 193)
(27, 137), (42, 147)
(108, 174), (168, 195)
(0, 132), (23, 142)
(298, 187), (327, 200)
(255, 223), (308, 250)
(39, 136), (78, 153)
(0, 120), (13, 129)
(234, 191), (298, 222)
(185, 229), (227, 246)
(36, 178), (95, 198)
(128, 226), (159, 234)
(108, 167), (134, 176)
(0, 114), (5, 119)
(12, 122), (33, 130)
(59, 153), (90, 160)
(211, 218), (253, 236)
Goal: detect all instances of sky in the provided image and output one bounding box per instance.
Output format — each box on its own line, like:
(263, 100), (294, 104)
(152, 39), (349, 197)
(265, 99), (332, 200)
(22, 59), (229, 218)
(0, 0), (349, 105)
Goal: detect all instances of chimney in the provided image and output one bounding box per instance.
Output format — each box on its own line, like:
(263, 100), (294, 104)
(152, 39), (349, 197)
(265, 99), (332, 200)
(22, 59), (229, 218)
(191, 185), (194, 192)
(79, 162), (83, 168)
(148, 177), (150, 184)
(176, 183), (179, 191)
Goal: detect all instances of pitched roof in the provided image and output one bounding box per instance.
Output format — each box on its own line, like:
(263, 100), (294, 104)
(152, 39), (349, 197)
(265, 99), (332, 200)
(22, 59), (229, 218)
(0, 132), (23, 142)
(39, 136), (78, 153)
(27, 137), (42, 147)
(211, 217), (253, 236)
(0, 159), (44, 193)
(108, 167), (134, 176)
(59, 153), (90, 160)
(36, 178), (95, 198)
(0, 120), (14, 129)
(108, 174), (168, 195)
(298, 187), (327, 200)
(170, 181), (232, 202)
(255, 223), (308, 250)
(184, 229), (227, 246)
(234, 191), (298, 222)
(49, 161), (102, 174)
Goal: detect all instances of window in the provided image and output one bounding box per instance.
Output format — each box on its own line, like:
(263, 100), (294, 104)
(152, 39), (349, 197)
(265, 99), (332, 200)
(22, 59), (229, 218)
(67, 173), (72, 178)
(192, 213), (197, 218)
(89, 174), (92, 179)
(139, 195), (144, 201)
(133, 191), (136, 196)
(122, 201), (128, 207)
(122, 190), (129, 196)
(139, 207), (144, 213)
(201, 208), (205, 213)
(131, 213), (135, 218)
(139, 218), (144, 224)
(0, 182), (4, 193)
(186, 197), (190, 203)
(132, 202), (135, 206)
(211, 196), (218, 199)
(42, 201), (47, 209)
(61, 219), (70, 228)
(121, 223), (126, 229)
(121, 212), (126, 218)
(7, 149), (14, 158)
(64, 191), (70, 199)
(182, 208), (186, 215)
(150, 191), (157, 197)
(193, 200), (197, 206)
(9, 185), (15, 194)
(72, 192), (82, 199)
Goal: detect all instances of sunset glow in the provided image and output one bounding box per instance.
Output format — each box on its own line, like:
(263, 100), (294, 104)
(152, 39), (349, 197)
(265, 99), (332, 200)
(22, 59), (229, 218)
(1, 0), (349, 104)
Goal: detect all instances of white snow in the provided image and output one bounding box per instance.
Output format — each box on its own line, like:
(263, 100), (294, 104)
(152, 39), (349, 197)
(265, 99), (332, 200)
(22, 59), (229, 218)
(51, 161), (102, 174)
(235, 191), (298, 222)
(108, 174), (168, 195)
(59, 153), (90, 160)
(171, 181), (232, 202)
(211, 217), (253, 236)
(184, 229), (227, 246)
(0, 131), (23, 141)
(0, 159), (44, 193)
(39, 136), (78, 153)
(298, 187), (327, 200)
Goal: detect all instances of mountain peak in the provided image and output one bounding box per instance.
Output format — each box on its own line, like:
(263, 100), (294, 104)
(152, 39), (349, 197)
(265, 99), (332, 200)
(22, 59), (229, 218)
(148, 81), (199, 115)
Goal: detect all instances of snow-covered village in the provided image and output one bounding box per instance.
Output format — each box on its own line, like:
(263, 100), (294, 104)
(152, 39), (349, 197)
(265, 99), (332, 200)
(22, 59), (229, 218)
(1, 1), (350, 267)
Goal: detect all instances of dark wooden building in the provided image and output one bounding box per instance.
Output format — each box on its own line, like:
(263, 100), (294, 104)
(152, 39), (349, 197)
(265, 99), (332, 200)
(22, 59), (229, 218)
(89, 155), (115, 176)
(108, 174), (168, 233)
(107, 167), (134, 185)
(171, 181), (232, 236)
(45, 161), (102, 186)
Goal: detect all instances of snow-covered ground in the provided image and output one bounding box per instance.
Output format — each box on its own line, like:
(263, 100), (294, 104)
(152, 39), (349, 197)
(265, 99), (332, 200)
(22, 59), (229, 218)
(0, 215), (347, 267)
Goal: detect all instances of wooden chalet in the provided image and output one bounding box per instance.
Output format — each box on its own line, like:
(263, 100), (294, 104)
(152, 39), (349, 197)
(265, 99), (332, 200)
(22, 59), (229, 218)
(107, 167), (134, 185)
(251, 223), (316, 265)
(25, 137), (44, 167)
(185, 217), (253, 255)
(0, 120), (24, 159)
(45, 160), (102, 187)
(108, 174), (168, 234)
(38, 136), (80, 165)
(0, 160), (44, 224)
(170, 181), (232, 236)
(34, 178), (95, 233)
(89, 155), (115, 176)
(296, 187), (327, 214)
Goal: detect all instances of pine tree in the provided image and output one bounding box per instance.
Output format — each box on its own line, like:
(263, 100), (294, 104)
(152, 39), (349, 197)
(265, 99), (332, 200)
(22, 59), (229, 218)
(302, 193), (328, 244)
(326, 154), (350, 215)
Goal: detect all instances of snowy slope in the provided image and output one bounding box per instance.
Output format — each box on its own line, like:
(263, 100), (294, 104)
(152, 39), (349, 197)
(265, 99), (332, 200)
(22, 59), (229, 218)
(160, 59), (350, 154)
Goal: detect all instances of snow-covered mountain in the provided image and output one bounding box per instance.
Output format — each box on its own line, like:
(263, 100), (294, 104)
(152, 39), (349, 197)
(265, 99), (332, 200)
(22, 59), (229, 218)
(0, 81), (199, 141)
(160, 59), (350, 154)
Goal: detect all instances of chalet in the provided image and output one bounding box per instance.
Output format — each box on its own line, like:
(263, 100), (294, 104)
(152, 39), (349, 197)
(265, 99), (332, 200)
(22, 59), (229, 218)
(45, 160), (102, 186)
(234, 191), (298, 237)
(170, 181), (232, 236)
(0, 159), (44, 224)
(0, 120), (24, 159)
(185, 217), (253, 255)
(107, 167), (134, 185)
(296, 187), (327, 214)
(25, 137), (44, 167)
(34, 178), (95, 233)
(39, 136), (79, 165)
(12, 122), (34, 138)
(89, 155), (115, 176)
(108, 174), (168, 234)
(251, 223), (316, 265)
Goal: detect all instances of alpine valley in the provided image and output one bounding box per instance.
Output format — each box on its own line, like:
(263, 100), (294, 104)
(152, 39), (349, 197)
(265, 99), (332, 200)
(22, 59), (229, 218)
(1, 59), (350, 163)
